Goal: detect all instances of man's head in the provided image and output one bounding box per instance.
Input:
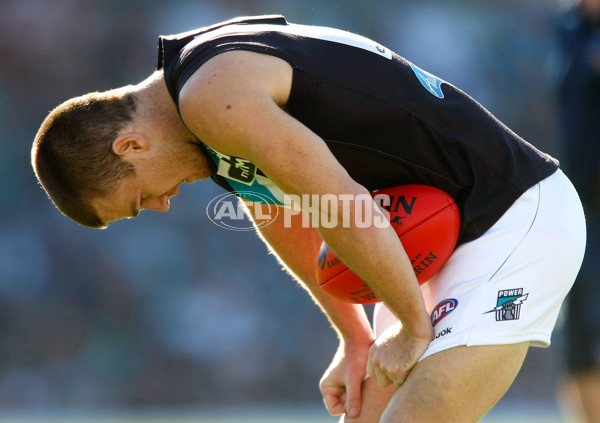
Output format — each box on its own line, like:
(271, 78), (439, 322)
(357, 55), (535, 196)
(32, 78), (212, 229)
(32, 87), (137, 228)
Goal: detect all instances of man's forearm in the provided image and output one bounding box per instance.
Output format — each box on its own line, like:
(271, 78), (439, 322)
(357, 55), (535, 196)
(314, 192), (432, 342)
(247, 203), (374, 345)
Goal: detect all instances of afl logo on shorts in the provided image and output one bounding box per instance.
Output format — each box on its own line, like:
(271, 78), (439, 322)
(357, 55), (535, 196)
(431, 298), (458, 327)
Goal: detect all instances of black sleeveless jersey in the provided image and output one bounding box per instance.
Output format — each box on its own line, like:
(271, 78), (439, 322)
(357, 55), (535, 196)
(157, 15), (559, 245)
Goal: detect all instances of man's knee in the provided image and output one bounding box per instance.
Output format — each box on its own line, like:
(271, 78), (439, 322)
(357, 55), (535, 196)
(339, 377), (396, 423)
(339, 343), (529, 423)
(381, 343), (530, 423)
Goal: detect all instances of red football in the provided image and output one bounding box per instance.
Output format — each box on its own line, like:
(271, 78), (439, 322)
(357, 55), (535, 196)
(316, 185), (460, 304)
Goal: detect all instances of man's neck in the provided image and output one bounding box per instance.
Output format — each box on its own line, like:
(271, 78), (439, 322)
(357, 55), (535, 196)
(134, 71), (174, 115)
(131, 71), (198, 142)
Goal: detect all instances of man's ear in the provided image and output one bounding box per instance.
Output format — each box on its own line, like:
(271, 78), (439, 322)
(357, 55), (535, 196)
(112, 134), (150, 157)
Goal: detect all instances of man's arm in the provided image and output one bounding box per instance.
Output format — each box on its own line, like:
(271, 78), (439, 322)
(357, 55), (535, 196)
(243, 202), (374, 343)
(178, 50), (433, 385)
(242, 201), (374, 417)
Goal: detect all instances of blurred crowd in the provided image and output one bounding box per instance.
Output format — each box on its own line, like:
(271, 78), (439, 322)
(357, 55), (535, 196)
(0, 0), (584, 415)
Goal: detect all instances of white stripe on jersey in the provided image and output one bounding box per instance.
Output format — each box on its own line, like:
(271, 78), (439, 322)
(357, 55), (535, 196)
(190, 23), (393, 60)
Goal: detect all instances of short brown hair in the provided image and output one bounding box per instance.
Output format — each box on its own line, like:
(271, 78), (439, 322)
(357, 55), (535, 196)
(32, 87), (137, 228)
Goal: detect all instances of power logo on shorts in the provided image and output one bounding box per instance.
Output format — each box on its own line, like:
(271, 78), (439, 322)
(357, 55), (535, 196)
(484, 288), (529, 321)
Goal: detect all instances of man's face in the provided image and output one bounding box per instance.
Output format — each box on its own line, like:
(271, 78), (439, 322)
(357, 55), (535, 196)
(90, 141), (211, 226)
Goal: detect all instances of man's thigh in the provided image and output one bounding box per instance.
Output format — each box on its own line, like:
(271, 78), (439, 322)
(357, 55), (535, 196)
(342, 342), (529, 423)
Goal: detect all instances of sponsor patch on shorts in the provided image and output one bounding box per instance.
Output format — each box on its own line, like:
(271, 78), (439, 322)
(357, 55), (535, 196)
(431, 298), (458, 326)
(484, 288), (529, 321)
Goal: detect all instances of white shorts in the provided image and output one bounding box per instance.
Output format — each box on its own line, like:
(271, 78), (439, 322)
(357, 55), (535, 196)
(373, 169), (586, 360)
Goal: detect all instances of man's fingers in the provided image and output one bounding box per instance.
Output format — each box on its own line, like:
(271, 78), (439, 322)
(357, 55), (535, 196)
(368, 349), (393, 388)
(344, 376), (362, 418)
(323, 393), (346, 416)
(369, 359), (393, 388)
(366, 356), (375, 380)
(373, 365), (393, 388)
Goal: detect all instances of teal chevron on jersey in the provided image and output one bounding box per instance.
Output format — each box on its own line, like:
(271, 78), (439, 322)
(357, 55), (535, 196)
(204, 146), (286, 205)
(410, 63), (446, 99)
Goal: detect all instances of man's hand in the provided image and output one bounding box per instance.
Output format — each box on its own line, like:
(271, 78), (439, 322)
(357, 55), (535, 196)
(320, 340), (372, 418)
(367, 322), (433, 387)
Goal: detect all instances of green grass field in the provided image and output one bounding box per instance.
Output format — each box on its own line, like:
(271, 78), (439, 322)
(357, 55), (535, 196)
(0, 419), (575, 423)
(0, 416), (336, 423)
(0, 402), (579, 423)
(0, 420), (333, 423)
(0, 410), (578, 423)
(0, 418), (577, 423)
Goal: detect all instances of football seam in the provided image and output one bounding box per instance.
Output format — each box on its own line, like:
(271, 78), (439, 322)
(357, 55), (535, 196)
(397, 202), (460, 239)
